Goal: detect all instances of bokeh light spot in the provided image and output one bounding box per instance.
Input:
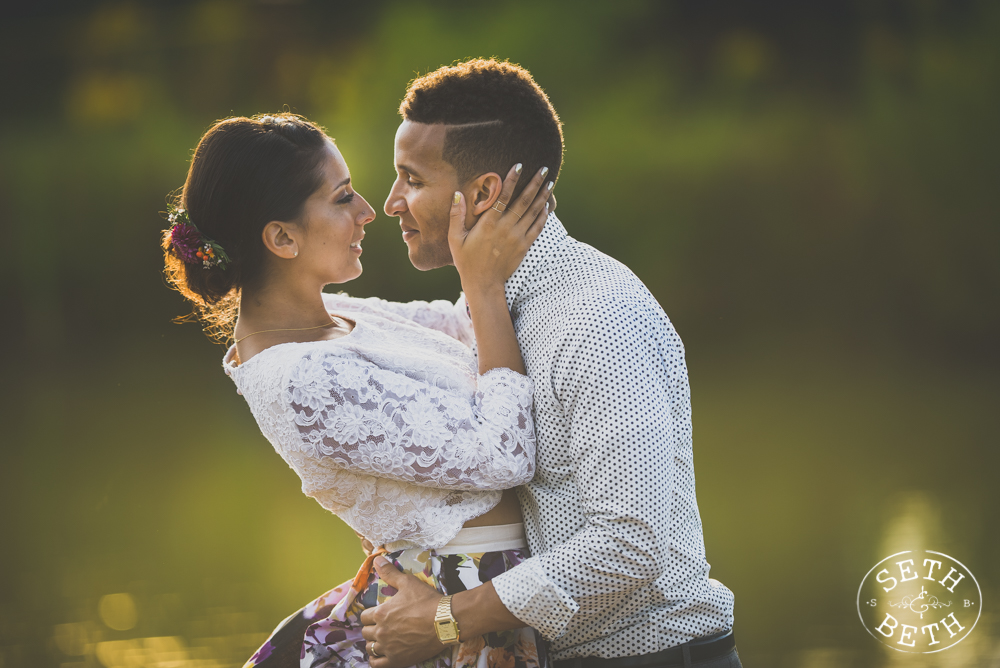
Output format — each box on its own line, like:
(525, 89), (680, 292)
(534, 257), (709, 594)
(98, 593), (137, 631)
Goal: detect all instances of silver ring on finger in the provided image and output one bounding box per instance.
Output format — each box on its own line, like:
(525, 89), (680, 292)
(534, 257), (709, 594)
(369, 641), (380, 658)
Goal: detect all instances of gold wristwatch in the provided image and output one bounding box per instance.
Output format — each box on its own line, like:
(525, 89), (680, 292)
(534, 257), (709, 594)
(434, 595), (461, 645)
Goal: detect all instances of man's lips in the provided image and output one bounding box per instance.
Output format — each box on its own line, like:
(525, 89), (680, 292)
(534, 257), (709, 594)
(400, 222), (418, 242)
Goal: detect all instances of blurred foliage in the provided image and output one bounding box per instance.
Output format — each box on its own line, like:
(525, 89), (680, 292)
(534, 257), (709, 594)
(1, 1), (998, 667)
(1, 0), (998, 360)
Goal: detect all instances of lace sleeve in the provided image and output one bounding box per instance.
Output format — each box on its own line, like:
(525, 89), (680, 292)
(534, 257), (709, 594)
(285, 352), (535, 490)
(323, 293), (474, 347)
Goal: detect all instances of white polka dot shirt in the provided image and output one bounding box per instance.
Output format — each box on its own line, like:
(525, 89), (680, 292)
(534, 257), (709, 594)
(488, 214), (735, 659)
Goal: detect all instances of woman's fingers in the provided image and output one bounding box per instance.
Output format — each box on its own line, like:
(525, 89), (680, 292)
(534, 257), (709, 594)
(491, 163), (524, 217)
(523, 195), (551, 246)
(447, 190), (468, 245)
(505, 166), (550, 220)
(450, 163), (553, 286)
(518, 177), (553, 233)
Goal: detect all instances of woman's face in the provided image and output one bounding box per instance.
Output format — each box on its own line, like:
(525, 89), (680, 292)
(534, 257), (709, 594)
(294, 141), (376, 284)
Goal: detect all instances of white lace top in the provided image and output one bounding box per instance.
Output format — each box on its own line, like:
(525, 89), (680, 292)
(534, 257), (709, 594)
(222, 293), (536, 550)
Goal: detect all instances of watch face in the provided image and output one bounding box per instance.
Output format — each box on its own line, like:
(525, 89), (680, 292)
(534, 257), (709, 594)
(435, 620), (459, 642)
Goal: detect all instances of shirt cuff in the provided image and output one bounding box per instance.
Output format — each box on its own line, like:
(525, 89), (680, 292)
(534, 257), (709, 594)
(492, 557), (579, 640)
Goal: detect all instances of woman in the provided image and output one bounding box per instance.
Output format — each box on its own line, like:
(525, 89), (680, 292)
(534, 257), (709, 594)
(161, 113), (553, 668)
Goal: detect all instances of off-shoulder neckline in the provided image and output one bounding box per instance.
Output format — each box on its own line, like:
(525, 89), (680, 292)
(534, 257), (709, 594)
(223, 313), (360, 371)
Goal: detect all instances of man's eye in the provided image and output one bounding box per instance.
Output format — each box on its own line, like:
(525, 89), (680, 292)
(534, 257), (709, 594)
(407, 180), (421, 188)
(338, 193), (355, 204)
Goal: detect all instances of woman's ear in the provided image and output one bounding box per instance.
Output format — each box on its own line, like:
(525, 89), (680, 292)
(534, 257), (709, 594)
(467, 172), (503, 217)
(261, 220), (300, 260)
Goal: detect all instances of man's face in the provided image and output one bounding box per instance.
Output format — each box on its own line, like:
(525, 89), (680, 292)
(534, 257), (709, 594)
(384, 120), (460, 270)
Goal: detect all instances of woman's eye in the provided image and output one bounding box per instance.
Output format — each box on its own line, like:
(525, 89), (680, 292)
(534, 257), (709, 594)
(337, 193), (355, 204)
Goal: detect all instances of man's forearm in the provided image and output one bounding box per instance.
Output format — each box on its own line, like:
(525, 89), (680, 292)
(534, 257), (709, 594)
(452, 582), (525, 639)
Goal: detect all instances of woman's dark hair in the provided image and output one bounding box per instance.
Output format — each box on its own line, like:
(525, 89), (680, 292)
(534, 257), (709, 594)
(162, 113), (330, 343)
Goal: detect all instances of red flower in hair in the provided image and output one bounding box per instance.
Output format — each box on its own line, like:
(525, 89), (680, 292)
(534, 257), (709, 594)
(169, 221), (202, 264)
(165, 206), (231, 269)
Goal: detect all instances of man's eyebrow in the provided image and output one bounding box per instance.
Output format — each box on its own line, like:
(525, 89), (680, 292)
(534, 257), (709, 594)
(397, 164), (424, 179)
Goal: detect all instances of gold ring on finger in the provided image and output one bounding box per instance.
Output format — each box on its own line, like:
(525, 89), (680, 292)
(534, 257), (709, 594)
(491, 199), (508, 213)
(369, 642), (380, 658)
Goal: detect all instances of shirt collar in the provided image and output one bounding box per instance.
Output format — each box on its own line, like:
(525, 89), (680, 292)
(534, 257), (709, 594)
(504, 212), (568, 311)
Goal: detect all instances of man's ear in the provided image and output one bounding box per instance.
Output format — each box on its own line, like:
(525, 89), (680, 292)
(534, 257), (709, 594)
(261, 220), (300, 260)
(466, 172), (503, 219)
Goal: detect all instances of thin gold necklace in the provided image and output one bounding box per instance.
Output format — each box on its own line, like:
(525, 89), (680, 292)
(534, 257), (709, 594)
(234, 317), (340, 345)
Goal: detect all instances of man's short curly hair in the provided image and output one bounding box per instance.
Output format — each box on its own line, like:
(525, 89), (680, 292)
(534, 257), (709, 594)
(400, 59), (564, 200)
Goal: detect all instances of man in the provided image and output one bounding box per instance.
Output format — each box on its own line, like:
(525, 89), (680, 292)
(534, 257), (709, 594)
(361, 58), (739, 668)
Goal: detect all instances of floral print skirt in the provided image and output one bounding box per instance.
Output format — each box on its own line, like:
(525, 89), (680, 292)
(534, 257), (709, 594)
(244, 544), (549, 668)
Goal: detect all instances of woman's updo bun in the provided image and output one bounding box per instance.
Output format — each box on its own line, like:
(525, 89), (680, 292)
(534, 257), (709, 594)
(162, 113), (329, 342)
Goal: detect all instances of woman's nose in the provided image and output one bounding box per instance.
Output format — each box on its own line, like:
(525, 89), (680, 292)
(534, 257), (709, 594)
(357, 195), (376, 225)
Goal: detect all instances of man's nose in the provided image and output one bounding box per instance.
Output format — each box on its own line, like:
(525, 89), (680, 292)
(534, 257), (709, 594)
(384, 181), (405, 217)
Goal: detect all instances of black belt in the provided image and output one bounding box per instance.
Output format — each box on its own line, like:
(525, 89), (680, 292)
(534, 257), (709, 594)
(553, 630), (735, 668)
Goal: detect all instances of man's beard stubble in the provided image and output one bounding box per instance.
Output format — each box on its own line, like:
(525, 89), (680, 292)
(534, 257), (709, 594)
(408, 211), (454, 271)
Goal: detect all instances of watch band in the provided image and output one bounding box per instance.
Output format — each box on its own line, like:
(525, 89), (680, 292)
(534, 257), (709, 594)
(434, 595), (461, 645)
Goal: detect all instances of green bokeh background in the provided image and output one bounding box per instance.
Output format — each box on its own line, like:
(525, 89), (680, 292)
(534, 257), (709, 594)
(1, 1), (998, 666)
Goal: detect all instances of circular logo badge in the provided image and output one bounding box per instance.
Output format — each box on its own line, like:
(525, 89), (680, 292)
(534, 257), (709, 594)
(858, 550), (981, 653)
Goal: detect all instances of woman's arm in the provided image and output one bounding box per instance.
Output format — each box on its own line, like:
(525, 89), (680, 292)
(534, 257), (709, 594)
(449, 164), (553, 376)
(286, 351), (535, 491)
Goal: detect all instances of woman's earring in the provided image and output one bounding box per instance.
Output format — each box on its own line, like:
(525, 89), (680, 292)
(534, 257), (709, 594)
(293, 251), (298, 257)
